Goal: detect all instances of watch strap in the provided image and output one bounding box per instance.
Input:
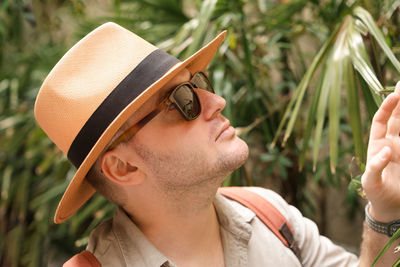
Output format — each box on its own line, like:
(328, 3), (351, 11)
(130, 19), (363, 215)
(365, 202), (400, 237)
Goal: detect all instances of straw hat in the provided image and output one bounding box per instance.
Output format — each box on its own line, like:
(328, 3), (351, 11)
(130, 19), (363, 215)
(34, 22), (226, 224)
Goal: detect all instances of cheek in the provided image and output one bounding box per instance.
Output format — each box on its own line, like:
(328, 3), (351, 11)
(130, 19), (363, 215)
(135, 123), (209, 154)
(131, 127), (212, 176)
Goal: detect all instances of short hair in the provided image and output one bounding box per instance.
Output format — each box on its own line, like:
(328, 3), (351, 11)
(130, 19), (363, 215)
(85, 114), (138, 204)
(85, 151), (127, 206)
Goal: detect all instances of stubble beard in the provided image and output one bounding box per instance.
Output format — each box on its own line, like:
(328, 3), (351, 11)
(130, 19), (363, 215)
(132, 140), (249, 213)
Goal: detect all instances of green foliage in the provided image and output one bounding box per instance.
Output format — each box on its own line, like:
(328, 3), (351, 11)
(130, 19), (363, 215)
(0, 2), (115, 266)
(273, 6), (400, 172)
(260, 147), (293, 180)
(372, 227), (400, 266)
(2, 0), (400, 265)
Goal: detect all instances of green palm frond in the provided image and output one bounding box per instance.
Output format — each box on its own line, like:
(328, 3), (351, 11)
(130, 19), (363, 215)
(273, 6), (399, 172)
(3, 1), (400, 266)
(372, 227), (400, 266)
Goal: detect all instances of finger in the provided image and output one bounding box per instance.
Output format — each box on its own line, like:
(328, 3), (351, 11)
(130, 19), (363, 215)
(385, 81), (400, 136)
(362, 146), (391, 187)
(370, 93), (399, 140)
(395, 80), (400, 95)
(386, 100), (400, 137)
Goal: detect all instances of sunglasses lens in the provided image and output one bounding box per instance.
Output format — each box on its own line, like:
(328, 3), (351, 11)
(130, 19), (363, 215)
(191, 72), (214, 93)
(172, 84), (200, 120)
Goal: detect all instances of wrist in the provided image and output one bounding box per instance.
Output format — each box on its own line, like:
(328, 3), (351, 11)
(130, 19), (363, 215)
(365, 202), (400, 237)
(368, 202), (400, 222)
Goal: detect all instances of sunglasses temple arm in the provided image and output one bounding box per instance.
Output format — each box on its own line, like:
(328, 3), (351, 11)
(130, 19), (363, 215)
(107, 104), (164, 150)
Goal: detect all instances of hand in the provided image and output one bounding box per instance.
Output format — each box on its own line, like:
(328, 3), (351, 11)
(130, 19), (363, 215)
(362, 82), (400, 222)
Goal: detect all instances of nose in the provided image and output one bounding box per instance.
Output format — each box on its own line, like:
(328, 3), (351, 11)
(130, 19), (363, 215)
(196, 88), (226, 121)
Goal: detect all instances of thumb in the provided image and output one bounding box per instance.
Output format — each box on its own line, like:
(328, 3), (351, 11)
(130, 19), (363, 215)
(362, 146), (391, 187)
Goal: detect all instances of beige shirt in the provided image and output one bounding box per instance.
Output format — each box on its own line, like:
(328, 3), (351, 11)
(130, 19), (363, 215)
(87, 187), (358, 266)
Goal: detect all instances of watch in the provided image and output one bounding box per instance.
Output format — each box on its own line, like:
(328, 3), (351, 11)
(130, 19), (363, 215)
(365, 202), (400, 237)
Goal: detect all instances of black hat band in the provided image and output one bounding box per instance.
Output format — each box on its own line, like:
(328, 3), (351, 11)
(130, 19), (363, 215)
(67, 49), (179, 168)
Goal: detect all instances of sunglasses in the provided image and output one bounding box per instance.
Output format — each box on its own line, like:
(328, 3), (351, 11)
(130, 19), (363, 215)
(107, 71), (214, 150)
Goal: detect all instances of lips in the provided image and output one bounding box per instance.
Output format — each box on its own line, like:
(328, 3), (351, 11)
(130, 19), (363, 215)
(215, 120), (231, 141)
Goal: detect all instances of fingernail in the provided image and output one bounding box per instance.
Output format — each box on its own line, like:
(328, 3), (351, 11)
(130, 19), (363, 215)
(379, 146), (390, 161)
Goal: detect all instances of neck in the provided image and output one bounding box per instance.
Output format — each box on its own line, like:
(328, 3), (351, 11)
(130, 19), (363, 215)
(123, 184), (225, 266)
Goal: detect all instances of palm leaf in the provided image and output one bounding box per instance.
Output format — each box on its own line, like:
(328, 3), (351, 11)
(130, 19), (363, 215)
(347, 23), (383, 101)
(313, 56), (332, 170)
(372, 227), (400, 266)
(328, 29), (346, 173)
(353, 6), (400, 73)
(299, 65), (324, 170)
(271, 25), (340, 147)
(344, 57), (366, 163)
(357, 73), (379, 119)
(183, 0), (218, 58)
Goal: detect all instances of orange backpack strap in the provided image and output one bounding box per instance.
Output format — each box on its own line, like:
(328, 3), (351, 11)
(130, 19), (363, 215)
(63, 250), (101, 267)
(218, 187), (301, 261)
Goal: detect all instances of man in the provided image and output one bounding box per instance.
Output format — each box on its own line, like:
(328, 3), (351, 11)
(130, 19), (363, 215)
(35, 22), (400, 266)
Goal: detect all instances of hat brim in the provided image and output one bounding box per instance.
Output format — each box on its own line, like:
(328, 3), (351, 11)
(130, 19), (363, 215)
(54, 31), (227, 224)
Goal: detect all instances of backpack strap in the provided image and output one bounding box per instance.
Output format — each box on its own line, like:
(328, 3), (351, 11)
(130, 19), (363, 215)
(217, 187), (301, 261)
(64, 187), (301, 266)
(63, 250), (101, 267)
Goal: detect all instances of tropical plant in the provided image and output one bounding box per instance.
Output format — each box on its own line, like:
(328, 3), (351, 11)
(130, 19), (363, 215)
(0, 2), (99, 266)
(2, 0), (400, 266)
(372, 226), (400, 266)
(272, 5), (400, 172)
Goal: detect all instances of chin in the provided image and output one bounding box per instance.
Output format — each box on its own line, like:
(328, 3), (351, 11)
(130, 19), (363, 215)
(234, 139), (249, 168)
(219, 137), (249, 174)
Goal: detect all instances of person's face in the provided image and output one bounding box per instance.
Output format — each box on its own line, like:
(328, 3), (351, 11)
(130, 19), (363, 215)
(119, 68), (249, 192)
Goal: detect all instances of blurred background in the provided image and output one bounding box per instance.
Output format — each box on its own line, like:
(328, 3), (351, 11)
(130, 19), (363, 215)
(1, 0), (400, 266)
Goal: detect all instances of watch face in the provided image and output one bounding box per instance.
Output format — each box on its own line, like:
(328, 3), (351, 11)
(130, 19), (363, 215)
(389, 222), (400, 236)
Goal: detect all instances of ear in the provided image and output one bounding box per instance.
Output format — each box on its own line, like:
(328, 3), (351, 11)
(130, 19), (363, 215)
(100, 147), (146, 186)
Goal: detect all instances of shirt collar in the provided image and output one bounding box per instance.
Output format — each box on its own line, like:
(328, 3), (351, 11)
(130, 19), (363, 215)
(214, 192), (254, 267)
(111, 193), (256, 267)
(112, 208), (175, 267)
